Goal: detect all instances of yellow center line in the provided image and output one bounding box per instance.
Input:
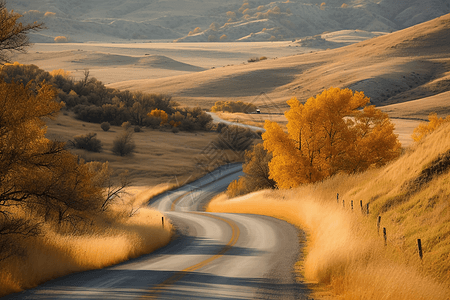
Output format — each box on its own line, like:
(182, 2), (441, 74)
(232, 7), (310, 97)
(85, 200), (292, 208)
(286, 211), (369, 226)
(170, 190), (191, 211)
(140, 212), (240, 299)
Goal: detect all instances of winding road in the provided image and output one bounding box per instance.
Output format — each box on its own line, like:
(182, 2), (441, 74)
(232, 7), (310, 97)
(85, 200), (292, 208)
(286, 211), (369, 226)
(3, 164), (309, 300)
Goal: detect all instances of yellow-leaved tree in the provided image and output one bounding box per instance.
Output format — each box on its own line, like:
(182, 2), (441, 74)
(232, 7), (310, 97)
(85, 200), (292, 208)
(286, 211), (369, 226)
(0, 80), (116, 260)
(412, 113), (450, 142)
(148, 108), (168, 125)
(263, 87), (401, 188)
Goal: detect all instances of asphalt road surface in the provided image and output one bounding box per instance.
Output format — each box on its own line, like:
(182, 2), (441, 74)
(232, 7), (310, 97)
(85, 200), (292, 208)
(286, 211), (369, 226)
(3, 164), (310, 299)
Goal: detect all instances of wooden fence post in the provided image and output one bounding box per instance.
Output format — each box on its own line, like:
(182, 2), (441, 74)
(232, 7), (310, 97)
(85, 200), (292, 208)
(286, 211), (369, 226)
(417, 239), (423, 260)
(377, 216), (381, 235)
(337, 193), (339, 204)
(360, 200), (363, 213)
(343, 199), (345, 208)
(383, 227), (387, 246)
(162, 216), (164, 229)
(366, 203), (370, 215)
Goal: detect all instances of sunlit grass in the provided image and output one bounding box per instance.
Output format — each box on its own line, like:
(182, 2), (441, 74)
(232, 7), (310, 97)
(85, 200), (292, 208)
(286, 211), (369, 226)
(207, 123), (450, 299)
(0, 186), (173, 297)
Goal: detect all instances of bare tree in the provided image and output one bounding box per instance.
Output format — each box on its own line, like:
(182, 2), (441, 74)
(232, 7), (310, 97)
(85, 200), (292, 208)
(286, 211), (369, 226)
(0, 1), (44, 63)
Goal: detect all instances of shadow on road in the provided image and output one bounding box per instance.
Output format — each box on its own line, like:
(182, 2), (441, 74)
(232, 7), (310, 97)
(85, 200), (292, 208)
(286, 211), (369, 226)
(3, 269), (311, 300)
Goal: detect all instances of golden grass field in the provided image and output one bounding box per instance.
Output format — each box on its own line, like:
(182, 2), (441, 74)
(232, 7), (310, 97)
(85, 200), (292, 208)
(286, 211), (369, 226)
(0, 185), (173, 297)
(207, 122), (450, 300)
(3, 11), (450, 300)
(109, 14), (450, 115)
(45, 112), (227, 187)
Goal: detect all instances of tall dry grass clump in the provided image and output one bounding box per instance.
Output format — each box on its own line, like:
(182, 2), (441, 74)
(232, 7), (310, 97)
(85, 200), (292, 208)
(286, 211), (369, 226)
(0, 186), (173, 297)
(207, 122), (450, 300)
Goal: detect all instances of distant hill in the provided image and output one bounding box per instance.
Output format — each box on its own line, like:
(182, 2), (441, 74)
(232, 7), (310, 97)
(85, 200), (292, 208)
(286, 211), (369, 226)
(7, 0), (450, 42)
(109, 13), (450, 114)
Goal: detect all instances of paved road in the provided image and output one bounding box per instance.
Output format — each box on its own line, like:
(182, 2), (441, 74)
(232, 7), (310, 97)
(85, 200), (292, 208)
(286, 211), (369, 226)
(207, 112), (266, 132)
(3, 164), (309, 300)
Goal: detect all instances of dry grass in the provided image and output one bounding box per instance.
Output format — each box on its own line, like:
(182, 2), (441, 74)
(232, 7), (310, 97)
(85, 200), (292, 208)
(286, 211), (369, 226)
(0, 185), (174, 297)
(46, 112), (231, 187)
(207, 122), (450, 299)
(0, 110), (244, 297)
(215, 112), (288, 131)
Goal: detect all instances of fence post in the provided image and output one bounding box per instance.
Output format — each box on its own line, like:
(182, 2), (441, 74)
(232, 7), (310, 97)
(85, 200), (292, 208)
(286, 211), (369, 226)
(366, 203), (370, 215)
(377, 216), (381, 235)
(337, 193), (339, 204)
(162, 216), (164, 229)
(383, 227), (387, 246)
(343, 199), (345, 208)
(417, 239), (423, 260)
(351, 200), (354, 211)
(360, 200), (363, 213)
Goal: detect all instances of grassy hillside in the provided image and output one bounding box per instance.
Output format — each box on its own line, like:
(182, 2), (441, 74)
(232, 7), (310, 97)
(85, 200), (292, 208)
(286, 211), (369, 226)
(8, 0), (450, 42)
(207, 122), (450, 299)
(111, 13), (450, 115)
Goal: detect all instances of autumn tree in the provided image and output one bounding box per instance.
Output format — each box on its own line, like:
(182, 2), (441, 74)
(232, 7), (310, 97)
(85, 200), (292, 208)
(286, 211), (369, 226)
(0, 80), (121, 260)
(227, 143), (275, 197)
(0, 1), (44, 63)
(263, 87), (401, 188)
(148, 108), (168, 125)
(412, 113), (450, 142)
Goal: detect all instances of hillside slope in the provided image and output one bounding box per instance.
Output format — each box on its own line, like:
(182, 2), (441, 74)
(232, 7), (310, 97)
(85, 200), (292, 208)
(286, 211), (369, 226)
(207, 120), (450, 300)
(6, 0), (450, 42)
(109, 13), (450, 117)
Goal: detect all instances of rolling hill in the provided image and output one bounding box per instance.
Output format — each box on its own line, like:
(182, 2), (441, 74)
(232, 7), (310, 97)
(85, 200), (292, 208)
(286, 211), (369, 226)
(6, 0), (450, 42)
(109, 13), (450, 118)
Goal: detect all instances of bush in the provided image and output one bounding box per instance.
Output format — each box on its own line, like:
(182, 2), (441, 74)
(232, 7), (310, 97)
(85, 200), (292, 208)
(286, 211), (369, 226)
(211, 100), (257, 113)
(172, 127), (179, 133)
(214, 125), (258, 152)
(72, 133), (102, 152)
(100, 122), (110, 131)
(54, 36), (68, 43)
(121, 121), (131, 131)
(217, 122), (228, 133)
(112, 131), (136, 156)
(134, 126), (141, 132)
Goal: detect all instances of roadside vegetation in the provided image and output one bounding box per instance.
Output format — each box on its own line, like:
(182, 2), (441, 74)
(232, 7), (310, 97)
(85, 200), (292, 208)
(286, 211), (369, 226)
(0, 79), (173, 296)
(0, 63), (212, 131)
(0, 4), (173, 297)
(209, 89), (450, 299)
(211, 100), (257, 113)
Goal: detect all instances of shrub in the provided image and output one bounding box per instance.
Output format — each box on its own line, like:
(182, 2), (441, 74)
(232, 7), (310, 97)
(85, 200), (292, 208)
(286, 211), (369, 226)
(146, 116), (162, 129)
(211, 100), (257, 113)
(72, 133), (102, 152)
(100, 122), (110, 131)
(214, 125), (258, 152)
(217, 122), (228, 133)
(172, 127), (179, 133)
(226, 143), (275, 197)
(121, 121), (131, 131)
(54, 36), (68, 43)
(112, 131), (136, 156)
(134, 126), (141, 132)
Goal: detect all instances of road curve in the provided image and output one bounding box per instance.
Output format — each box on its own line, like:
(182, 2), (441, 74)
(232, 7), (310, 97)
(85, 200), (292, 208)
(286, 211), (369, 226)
(2, 164), (309, 300)
(207, 112), (266, 132)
